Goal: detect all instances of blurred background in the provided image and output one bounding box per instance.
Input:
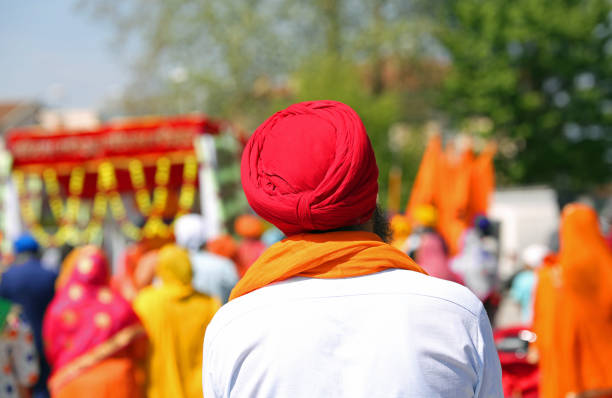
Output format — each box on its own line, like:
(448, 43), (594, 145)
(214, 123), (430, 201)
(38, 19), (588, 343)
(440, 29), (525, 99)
(3, 0), (612, 202)
(1, 1), (612, 397)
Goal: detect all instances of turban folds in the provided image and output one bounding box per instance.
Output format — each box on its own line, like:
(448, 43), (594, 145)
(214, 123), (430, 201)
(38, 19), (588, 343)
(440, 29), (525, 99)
(241, 100), (378, 236)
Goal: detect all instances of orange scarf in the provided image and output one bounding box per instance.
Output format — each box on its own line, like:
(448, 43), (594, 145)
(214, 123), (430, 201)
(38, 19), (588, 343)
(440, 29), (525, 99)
(229, 231), (427, 300)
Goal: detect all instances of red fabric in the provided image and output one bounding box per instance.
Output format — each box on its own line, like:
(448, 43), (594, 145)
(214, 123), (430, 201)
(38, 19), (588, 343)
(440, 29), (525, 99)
(7, 115), (219, 167)
(44, 246), (143, 381)
(236, 240), (267, 278)
(241, 100), (378, 236)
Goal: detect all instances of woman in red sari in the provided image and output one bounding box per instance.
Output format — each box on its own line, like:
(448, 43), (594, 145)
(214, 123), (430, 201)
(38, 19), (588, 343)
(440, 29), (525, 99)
(43, 246), (147, 398)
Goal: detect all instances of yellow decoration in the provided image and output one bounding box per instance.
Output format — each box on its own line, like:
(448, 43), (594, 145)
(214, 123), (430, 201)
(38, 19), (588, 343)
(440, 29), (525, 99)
(15, 152), (200, 246)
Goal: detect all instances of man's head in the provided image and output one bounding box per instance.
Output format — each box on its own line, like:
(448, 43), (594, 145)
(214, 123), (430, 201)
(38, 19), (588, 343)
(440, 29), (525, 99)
(157, 244), (192, 286)
(241, 100), (380, 238)
(234, 214), (264, 240)
(174, 214), (206, 251)
(13, 233), (39, 263)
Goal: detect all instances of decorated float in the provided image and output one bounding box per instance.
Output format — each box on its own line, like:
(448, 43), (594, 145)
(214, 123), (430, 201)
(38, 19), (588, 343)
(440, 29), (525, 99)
(3, 115), (246, 249)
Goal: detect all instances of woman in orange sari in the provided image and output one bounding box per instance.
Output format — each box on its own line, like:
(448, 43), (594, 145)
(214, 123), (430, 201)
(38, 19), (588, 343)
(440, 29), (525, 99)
(553, 204), (612, 397)
(43, 246), (147, 398)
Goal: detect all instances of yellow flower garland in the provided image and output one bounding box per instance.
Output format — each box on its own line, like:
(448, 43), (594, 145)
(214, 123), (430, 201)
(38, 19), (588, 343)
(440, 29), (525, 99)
(14, 154), (198, 246)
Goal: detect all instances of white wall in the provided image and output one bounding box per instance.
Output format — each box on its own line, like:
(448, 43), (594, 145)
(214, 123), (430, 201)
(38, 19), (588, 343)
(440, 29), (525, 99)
(489, 186), (559, 279)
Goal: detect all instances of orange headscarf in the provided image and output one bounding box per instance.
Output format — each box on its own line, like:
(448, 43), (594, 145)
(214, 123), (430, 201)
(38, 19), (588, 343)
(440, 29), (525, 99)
(556, 203), (612, 395)
(234, 215), (264, 239)
(206, 235), (238, 259)
(229, 231), (426, 300)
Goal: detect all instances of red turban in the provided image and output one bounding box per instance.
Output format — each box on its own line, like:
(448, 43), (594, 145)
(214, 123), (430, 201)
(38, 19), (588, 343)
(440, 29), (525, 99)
(241, 100), (379, 236)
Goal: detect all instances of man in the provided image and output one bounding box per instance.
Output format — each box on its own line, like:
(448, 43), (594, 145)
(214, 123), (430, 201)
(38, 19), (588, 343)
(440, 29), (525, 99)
(509, 244), (549, 324)
(134, 244), (220, 398)
(0, 234), (56, 398)
(203, 100), (502, 397)
(175, 214), (239, 303)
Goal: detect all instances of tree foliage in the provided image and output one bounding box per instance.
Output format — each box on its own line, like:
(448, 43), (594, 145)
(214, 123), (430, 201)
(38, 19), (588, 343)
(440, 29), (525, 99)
(437, 0), (612, 190)
(80, 0), (443, 208)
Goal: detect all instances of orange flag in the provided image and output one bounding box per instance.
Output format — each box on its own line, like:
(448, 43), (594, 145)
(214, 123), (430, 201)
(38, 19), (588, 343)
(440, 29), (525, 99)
(436, 143), (474, 255)
(468, 142), (496, 223)
(406, 134), (442, 220)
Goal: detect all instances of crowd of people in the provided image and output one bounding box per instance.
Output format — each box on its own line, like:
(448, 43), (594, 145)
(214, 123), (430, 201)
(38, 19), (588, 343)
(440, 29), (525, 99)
(0, 213), (280, 398)
(0, 100), (611, 397)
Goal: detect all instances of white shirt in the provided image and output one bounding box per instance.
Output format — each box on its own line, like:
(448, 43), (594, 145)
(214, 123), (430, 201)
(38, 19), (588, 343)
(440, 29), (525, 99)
(203, 269), (503, 398)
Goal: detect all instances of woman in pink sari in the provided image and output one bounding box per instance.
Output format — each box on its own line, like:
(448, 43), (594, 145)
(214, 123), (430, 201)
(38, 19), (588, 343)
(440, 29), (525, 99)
(43, 246), (147, 398)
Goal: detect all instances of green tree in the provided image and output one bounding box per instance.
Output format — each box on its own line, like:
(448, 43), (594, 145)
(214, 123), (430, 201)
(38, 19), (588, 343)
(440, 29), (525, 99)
(437, 0), (612, 190)
(80, 0), (444, 208)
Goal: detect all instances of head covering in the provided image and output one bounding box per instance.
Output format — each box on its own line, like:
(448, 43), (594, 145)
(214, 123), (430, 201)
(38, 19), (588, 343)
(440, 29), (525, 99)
(174, 214), (206, 251)
(133, 247), (221, 398)
(234, 214), (264, 239)
(554, 203), (612, 394)
(56, 247), (83, 289)
(521, 244), (549, 268)
(14, 233), (39, 254)
(43, 246), (144, 392)
(241, 100), (379, 236)
(206, 235), (238, 259)
(157, 244), (192, 287)
(475, 215), (492, 236)
(413, 205), (437, 228)
(391, 214), (411, 238)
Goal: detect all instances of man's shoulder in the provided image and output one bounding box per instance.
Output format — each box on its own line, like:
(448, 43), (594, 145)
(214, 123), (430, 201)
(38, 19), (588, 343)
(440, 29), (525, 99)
(205, 269), (483, 345)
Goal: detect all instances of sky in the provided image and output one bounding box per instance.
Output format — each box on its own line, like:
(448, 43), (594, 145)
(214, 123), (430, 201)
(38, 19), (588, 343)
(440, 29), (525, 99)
(0, 1), (131, 110)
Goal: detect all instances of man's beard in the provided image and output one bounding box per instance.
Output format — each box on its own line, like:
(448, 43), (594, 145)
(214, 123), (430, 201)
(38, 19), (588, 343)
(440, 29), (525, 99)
(372, 204), (392, 243)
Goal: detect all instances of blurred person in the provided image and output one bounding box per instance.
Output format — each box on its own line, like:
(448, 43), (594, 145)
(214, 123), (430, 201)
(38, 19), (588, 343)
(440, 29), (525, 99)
(0, 234), (56, 398)
(0, 298), (40, 398)
(132, 249), (159, 290)
(203, 101), (502, 397)
(133, 244), (220, 398)
(175, 214), (238, 303)
(205, 234), (238, 260)
(260, 225), (285, 247)
(234, 214), (266, 277)
(548, 204), (612, 397)
(405, 205), (461, 283)
(451, 216), (499, 316)
(389, 214), (411, 250)
(43, 246), (147, 398)
(112, 234), (172, 301)
(509, 244), (549, 324)
(112, 243), (147, 301)
(530, 252), (562, 398)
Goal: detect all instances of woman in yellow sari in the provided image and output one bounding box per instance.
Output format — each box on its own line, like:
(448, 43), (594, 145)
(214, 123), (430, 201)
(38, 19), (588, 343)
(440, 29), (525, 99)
(133, 244), (221, 398)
